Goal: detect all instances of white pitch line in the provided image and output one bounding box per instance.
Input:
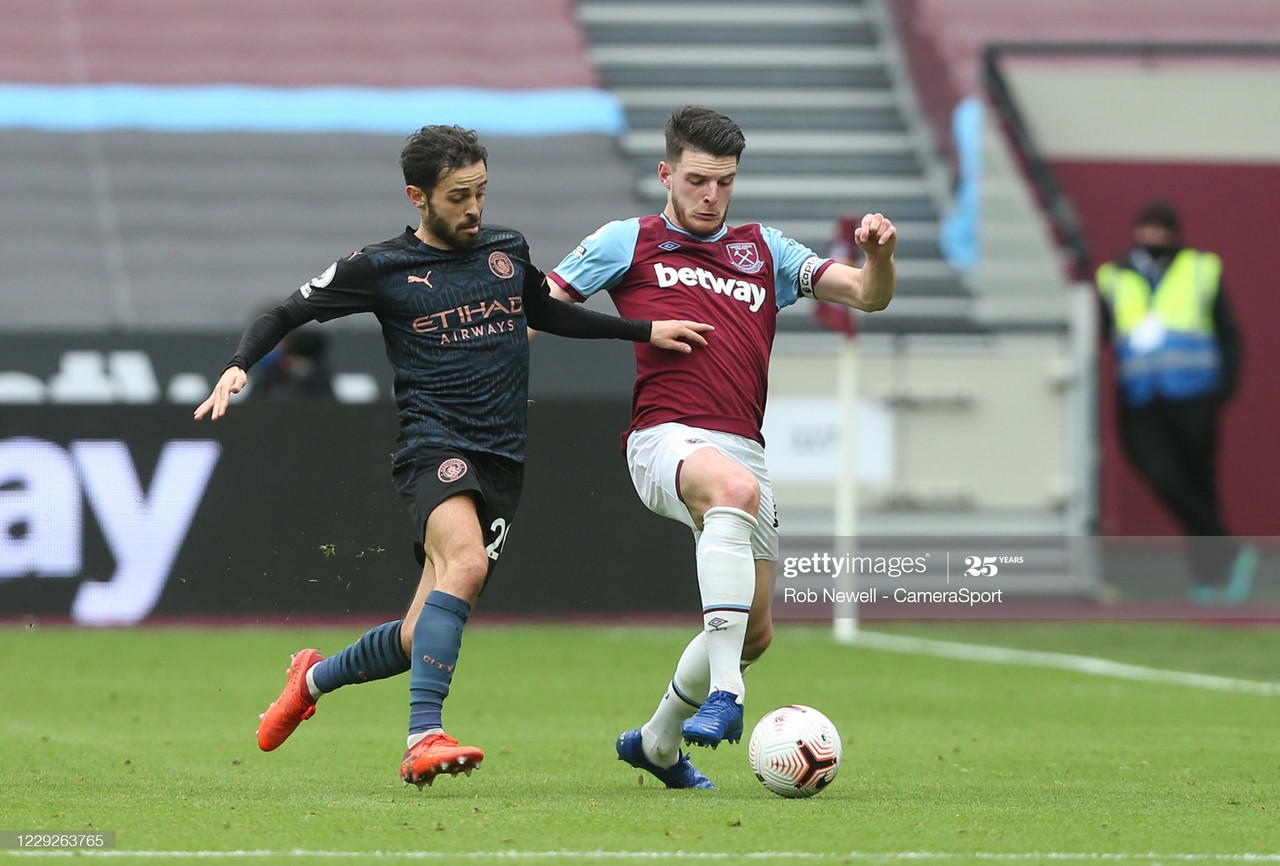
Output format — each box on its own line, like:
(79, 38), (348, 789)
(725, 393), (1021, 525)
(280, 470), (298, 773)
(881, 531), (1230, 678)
(852, 631), (1280, 696)
(3, 851), (1280, 862)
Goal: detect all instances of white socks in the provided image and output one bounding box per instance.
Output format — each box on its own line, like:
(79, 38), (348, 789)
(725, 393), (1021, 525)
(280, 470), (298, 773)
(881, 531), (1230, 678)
(406, 728), (444, 749)
(305, 668), (322, 701)
(638, 506), (757, 769)
(641, 633), (711, 767)
(695, 506), (756, 699)
(641, 632), (761, 768)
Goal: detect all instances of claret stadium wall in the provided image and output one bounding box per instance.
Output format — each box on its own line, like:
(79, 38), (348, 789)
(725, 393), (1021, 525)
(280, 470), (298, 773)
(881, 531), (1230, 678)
(897, 2), (1280, 543)
(988, 44), (1280, 539)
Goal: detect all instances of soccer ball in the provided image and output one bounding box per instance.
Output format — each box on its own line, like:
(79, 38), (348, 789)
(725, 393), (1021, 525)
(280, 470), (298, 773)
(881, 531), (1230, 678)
(747, 705), (842, 798)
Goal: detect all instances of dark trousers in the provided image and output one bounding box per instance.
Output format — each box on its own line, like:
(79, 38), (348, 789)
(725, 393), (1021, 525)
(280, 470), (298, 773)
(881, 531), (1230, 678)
(1118, 394), (1235, 587)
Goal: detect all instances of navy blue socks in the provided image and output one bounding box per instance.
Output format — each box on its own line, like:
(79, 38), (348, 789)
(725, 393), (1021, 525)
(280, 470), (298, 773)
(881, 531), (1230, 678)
(300, 591), (473, 737)
(408, 590), (472, 735)
(310, 620), (411, 694)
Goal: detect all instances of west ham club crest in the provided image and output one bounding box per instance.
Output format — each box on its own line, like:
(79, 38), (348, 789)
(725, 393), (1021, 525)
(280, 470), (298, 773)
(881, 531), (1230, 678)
(727, 242), (765, 274)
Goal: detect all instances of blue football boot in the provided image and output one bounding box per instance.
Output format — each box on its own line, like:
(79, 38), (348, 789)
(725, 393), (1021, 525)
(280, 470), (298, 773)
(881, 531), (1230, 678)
(680, 690), (743, 749)
(615, 729), (715, 789)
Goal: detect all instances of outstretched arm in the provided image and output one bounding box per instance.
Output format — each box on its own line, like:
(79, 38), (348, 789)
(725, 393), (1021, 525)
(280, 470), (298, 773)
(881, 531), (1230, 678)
(524, 262), (712, 354)
(812, 213), (897, 312)
(193, 296), (315, 420)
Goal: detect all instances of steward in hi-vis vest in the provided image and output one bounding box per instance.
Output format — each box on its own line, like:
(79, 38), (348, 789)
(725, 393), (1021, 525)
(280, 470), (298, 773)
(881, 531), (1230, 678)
(1093, 199), (1253, 606)
(1096, 248), (1225, 406)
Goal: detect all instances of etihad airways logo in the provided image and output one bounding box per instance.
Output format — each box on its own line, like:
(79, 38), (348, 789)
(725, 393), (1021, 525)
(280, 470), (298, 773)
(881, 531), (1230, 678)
(413, 296), (523, 343)
(654, 263), (766, 312)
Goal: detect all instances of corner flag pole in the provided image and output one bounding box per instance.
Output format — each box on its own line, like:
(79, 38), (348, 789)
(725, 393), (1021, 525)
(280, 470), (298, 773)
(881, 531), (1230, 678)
(833, 332), (860, 643)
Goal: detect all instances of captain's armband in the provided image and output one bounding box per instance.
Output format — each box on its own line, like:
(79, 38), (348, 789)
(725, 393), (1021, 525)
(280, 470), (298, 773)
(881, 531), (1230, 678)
(798, 256), (823, 299)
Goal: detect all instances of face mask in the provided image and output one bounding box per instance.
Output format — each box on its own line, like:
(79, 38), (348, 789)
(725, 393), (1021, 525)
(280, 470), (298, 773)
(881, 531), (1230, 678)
(1142, 244), (1178, 260)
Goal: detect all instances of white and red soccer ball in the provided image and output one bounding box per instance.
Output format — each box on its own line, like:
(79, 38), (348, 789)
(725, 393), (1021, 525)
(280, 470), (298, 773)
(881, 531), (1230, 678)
(747, 705), (842, 798)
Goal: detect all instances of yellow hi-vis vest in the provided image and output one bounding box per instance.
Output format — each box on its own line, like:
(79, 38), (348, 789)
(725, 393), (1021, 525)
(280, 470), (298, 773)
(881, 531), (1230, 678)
(1096, 248), (1222, 406)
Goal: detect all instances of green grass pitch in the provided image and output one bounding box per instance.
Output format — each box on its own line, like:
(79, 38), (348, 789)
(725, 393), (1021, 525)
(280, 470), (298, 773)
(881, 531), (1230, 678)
(2, 621), (1278, 865)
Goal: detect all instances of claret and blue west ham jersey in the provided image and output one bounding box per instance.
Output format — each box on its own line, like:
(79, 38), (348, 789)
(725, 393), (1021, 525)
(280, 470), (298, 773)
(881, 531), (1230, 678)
(549, 215), (833, 444)
(294, 226), (534, 462)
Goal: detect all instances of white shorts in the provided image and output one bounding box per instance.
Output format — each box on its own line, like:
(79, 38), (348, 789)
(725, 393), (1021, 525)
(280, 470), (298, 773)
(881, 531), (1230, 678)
(625, 422), (779, 561)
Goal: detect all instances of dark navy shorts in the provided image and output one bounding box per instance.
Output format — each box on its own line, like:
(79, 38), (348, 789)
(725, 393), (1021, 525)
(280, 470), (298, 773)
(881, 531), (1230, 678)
(391, 445), (524, 578)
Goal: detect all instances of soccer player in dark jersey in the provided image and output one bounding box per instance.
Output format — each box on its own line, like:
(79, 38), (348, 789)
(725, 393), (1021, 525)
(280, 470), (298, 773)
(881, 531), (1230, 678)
(194, 125), (711, 789)
(548, 107), (896, 789)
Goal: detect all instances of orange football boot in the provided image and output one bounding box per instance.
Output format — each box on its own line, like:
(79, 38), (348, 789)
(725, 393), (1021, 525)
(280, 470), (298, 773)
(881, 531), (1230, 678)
(400, 733), (484, 788)
(257, 649), (324, 751)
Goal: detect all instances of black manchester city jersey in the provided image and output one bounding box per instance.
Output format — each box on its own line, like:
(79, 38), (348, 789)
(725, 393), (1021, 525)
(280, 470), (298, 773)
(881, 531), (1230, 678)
(295, 227), (534, 462)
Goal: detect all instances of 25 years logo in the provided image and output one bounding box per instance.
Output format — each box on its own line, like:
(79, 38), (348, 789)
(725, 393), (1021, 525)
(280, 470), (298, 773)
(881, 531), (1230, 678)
(963, 555), (1024, 577)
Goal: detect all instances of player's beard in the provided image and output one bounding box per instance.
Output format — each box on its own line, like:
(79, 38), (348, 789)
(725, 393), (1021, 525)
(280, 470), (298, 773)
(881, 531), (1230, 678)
(425, 204), (481, 250)
(670, 195), (726, 237)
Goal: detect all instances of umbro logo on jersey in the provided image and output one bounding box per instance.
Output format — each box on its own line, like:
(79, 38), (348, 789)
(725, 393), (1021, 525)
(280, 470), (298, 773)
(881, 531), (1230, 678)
(407, 272), (434, 287)
(654, 262), (767, 312)
(658, 240), (681, 252)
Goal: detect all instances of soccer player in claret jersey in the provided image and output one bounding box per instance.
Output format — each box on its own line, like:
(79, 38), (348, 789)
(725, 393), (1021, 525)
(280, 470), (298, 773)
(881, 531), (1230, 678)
(548, 106), (896, 789)
(194, 125), (711, 789)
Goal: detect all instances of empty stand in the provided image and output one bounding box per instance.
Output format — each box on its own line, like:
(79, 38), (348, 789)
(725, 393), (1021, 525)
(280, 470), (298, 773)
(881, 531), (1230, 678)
(0, 0), (599, 88)
(0, 0), (640, 331)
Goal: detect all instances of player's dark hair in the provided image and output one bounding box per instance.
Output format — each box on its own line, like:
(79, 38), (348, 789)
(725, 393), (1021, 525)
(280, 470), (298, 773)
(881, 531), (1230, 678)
(1133, 199), (1181, 233)
(664, 106), (746, 164)
(400, 125), (488, 192)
